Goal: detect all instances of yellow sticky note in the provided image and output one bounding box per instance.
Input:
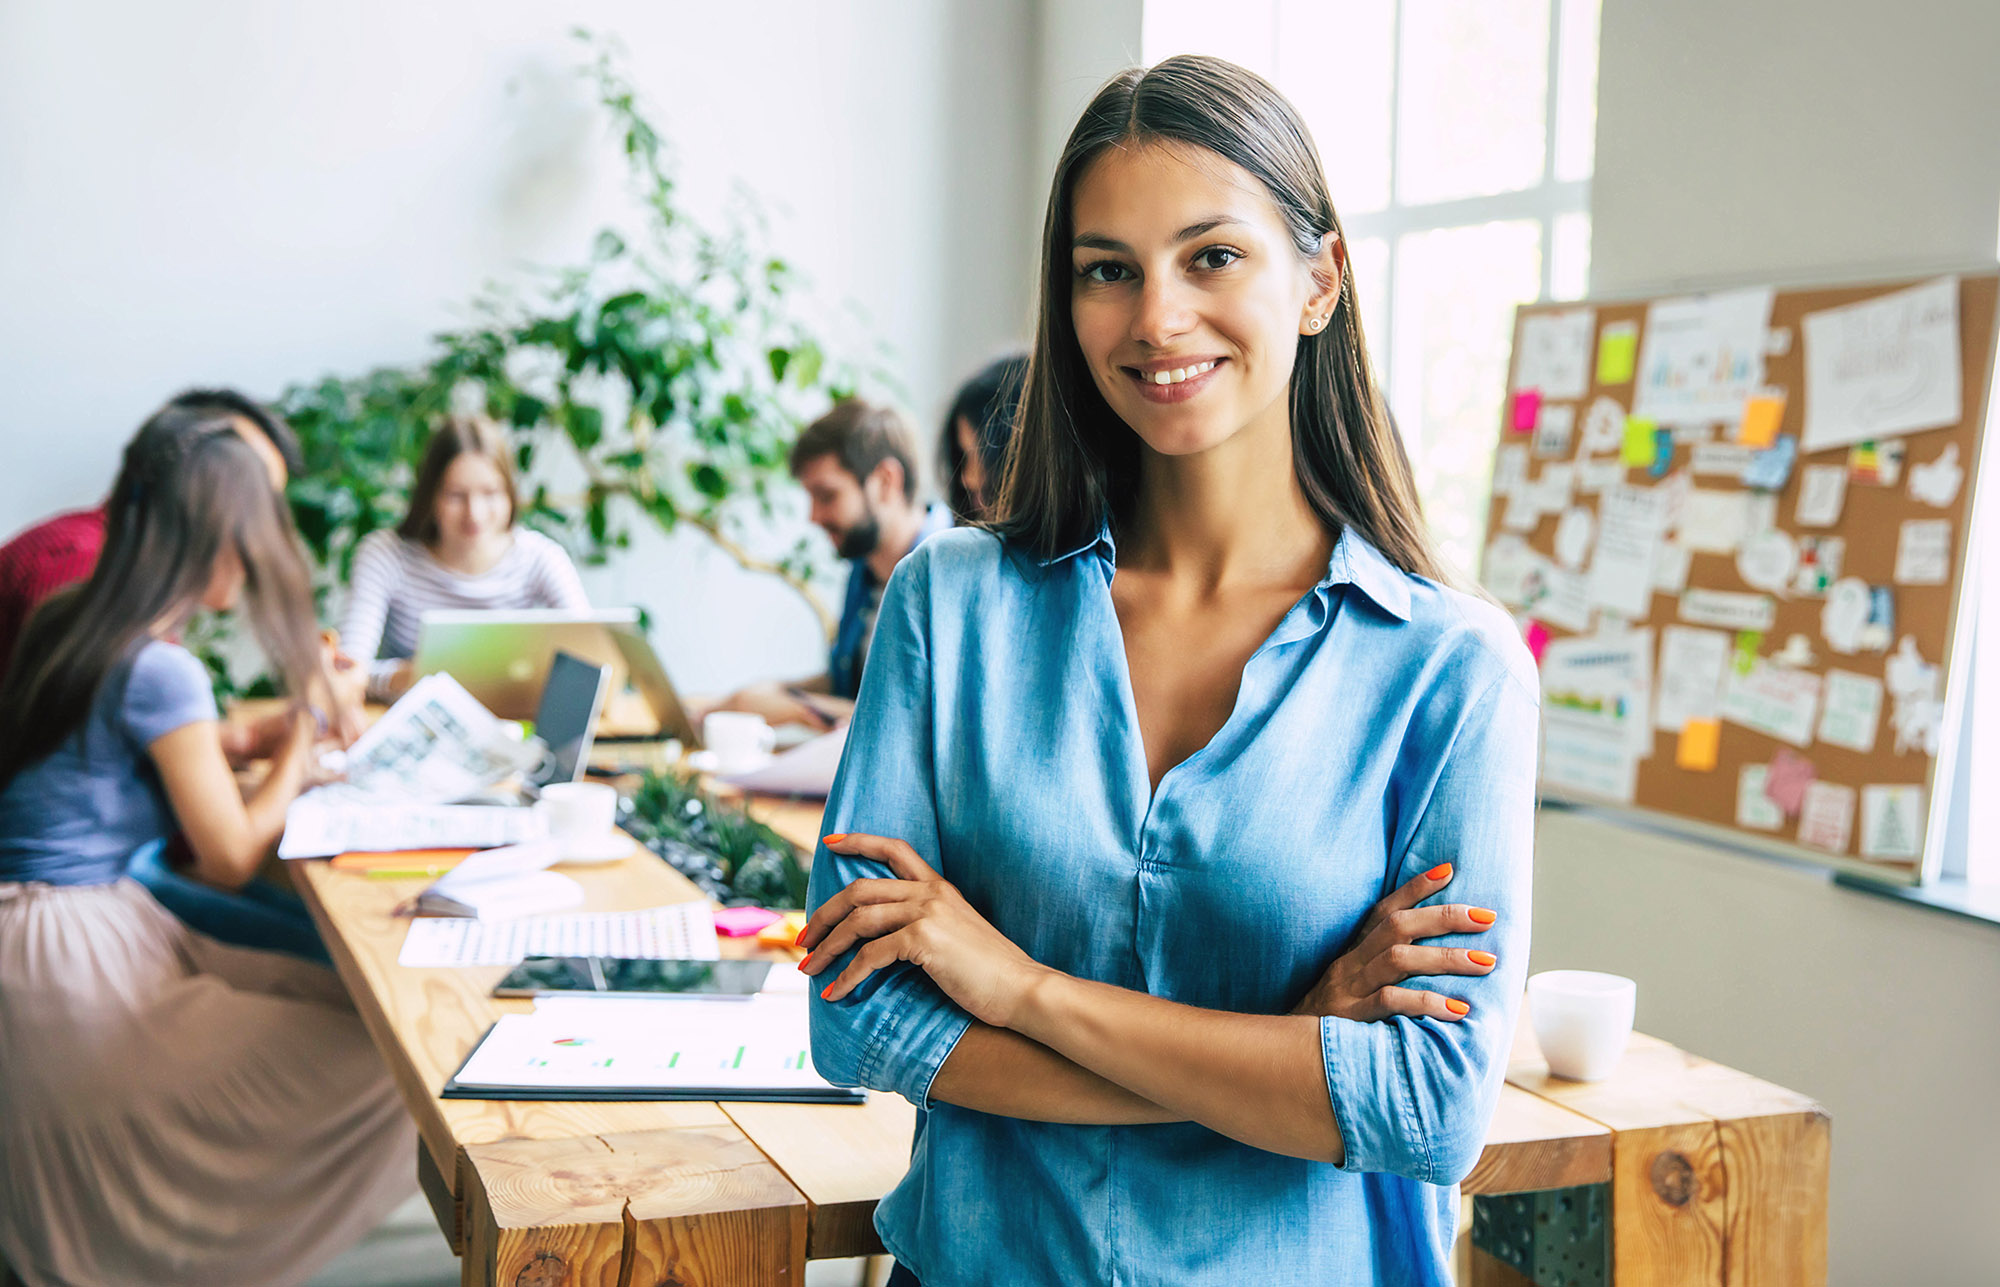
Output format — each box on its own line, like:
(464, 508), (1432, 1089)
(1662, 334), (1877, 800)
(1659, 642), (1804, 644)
(1676, 718), (1721, 772)
(1620, 416), (1658, 467)
(1596, 322), (1638, 384)
(758, 911), (808, 950)
(1737, 393), (1786, 447)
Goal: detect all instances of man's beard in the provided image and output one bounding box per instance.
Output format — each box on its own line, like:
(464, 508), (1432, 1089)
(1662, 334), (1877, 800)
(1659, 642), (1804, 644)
(834, 507), (881, 561)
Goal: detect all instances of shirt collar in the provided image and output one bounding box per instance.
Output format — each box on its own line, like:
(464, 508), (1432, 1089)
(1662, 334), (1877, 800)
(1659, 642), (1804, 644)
(1036, 519), (1413, 624)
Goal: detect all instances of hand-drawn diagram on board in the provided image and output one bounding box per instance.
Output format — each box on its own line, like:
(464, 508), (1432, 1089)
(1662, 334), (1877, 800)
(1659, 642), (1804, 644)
(1482, 273), (1996, 882)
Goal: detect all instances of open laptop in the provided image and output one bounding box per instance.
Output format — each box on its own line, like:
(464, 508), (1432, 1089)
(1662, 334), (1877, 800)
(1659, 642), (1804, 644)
(412, 609), (700, 746)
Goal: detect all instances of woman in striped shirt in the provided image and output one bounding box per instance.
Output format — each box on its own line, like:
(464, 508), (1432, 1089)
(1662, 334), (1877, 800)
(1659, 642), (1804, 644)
(339, 416), (589, 698)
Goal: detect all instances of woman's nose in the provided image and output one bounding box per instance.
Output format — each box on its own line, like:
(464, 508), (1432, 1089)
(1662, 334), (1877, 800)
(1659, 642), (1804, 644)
(1132, 277), (1196, 347)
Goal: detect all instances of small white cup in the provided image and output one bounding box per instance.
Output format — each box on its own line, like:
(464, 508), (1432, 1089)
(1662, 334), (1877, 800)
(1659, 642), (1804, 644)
(538, 781), (618, 839)
(703, 711), (777, 772)
(1528, 970), (1637, 1082)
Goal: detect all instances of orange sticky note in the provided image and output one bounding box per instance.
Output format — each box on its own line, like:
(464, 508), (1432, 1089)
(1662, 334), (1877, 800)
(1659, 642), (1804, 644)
(1676, 718), (1721, 772)
(1737, 393), (1785, 447)
(758, 911), (809, 950)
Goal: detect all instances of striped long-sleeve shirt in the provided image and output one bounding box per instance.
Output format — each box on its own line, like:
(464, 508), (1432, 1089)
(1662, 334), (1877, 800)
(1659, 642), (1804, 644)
(337, 528), (589, 696)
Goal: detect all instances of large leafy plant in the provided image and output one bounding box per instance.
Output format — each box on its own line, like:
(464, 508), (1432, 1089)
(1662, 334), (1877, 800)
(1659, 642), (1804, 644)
(277, 33), (860, 635)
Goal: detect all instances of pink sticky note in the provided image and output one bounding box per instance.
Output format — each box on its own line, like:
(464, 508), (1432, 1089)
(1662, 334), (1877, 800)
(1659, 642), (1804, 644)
(712, 906), (785, 938)
(1510, 389), (1542, 433)
(1762, 749), (1816, 818)
(1523, 619), (1550, 664)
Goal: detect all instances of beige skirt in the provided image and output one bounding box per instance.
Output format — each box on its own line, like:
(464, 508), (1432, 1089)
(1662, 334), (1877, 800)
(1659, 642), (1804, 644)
(0, 878), (416, 1287)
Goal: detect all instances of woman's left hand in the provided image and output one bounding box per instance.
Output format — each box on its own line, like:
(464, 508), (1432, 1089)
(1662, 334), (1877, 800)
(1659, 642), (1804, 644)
(799, 833), (1048, 1028)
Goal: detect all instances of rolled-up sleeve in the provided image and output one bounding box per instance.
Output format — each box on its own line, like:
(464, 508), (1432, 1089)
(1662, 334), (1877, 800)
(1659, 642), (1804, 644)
(807, 550), (974, 1106)
(1322, 664), (1539, 1185)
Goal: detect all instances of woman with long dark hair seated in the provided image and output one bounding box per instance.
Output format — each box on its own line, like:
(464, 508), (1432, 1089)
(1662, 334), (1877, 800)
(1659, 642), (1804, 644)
(0, 405), (414, 1284)
(800, 56), (1536, 1285)
(937, 353), (1029, 523)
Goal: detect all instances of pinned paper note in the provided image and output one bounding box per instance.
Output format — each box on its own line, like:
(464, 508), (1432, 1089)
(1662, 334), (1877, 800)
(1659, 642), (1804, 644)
(1771, 634), (1816, 668)
(1633, 287), (1775, 426)
(1817, 669), (1885, 753)
(1908, 443), (1964, 507)
(1655, 625), (1729, 731)
(1535, 403), (1578, 458)
(1860, 587), (1894, 652)
(1735, 528), (1798, 594)
(1523, 618), (1551, 664)
(1539, 630), (1654, 802)
(1648, 427), (1675, 479)
(1511, 389), (1542, 433)
(1744, 435), (1797, 491)
(1731, 630), (1763, 676)
(1577, 460), (1627, 493)
(1792, 536), (1842, 596)
(1737, 765), (1784, 831)
(1676, 718), (1721, 771)
(1529, 462), (1577, 516)
(1680, 588), (1777, 632)
(1848, 439), (1905, 486)
(1859, 785), (1924, 861)
(1581, 396), (1626, 454)
(1691, 442), (1756, 478)
(1801, 276), (1962, 452)
(1885, 635), (1943, 756)
(1797, 781), (1857, 854)
(1621, 416), (1659, 466)
(1794, 464), (1848, 527)
(1893, 519), (1951, 585)
(1501, 490), (1540, 532)
(1492, 443), (1529, 497)
(1481, 534), (1544, 607)
(1554, 506), (1595, 570)
(1764, 326), (1793, 357)
(1587, 485), (1666, 620)
(1679, 488), (1757, 554)
(1515, 308), (1596, 400)
(1719, 661), (1821, 747)
(1596, 321), (1639, 384)
(1736, 392), (1786, 447)
(1530, 565), (1595, 633)
(1821, 578), (1871, 655)
(1652, 541), (1693, 594)
(1763, 749), (1817, 816)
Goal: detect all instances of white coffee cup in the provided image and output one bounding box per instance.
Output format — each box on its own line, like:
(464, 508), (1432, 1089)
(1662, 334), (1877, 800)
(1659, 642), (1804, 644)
(538, 781), (619, 840)
(1527, 970), (1637, 1082)
(703, 711), (777, 772)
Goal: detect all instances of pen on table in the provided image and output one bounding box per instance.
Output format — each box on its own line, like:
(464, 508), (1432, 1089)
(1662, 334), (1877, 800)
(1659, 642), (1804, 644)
(783, 686), (837, 730)
(364, 866), (453, 880)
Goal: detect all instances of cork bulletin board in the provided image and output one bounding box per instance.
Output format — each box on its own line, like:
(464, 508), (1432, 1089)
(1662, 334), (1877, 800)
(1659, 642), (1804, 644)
(1480, 272), (1997, 883)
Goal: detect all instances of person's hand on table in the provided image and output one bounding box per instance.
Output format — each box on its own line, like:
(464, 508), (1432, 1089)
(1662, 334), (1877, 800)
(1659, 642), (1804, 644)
(798, 833), (1049, 1028)
(319, 630), (367, 748)
(1288, 862), (1498, 1023)
(710, 681), (841, 732)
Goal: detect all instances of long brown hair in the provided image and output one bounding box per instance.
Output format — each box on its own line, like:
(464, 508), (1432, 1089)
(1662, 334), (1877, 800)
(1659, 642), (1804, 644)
(0, 406), (322, 789)
(398, 415), (520, 545)
(993, 55), (1446, 583)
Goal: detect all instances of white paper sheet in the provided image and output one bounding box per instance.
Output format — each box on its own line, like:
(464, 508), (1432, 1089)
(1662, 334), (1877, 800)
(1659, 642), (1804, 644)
(1577, 459), (1626, 493)
(1655, 626), (1730, 732)
(1528, 462), (1577, 516)
(718, 726), (849, 798)
(1893, 519), (1952, 585)
(1796, 782), (1857, 854)
(1482, 535), (1546, 607)
(1795, 464), (1849, 528)
(1587, 485), (1666, 619)
(1679, 588), (1777, 632)
(1633, 287), (1775, 425)
(1678, 489), (1761, 555)
(1531, 565), (1595, 633)
(1514, 307), (1596, 400)
(1718, 661), (1822, 747)
(1540, 629), (1655, 786)
(1690, 442), (1756, 478)
(1553, 507), (1595, 571)
(397, 902), (720, 968)
(1800, 276), (1962, 452)
(1859, 785), (1924, 860)
(1534, 404), (1578, 459)
(279, 797), (548, 859)
(1651, 541), (1693, 595)
(1492, 443), (1529, 497)
(1908, 444), (1964, 507)
(1817, 670), (1885, 753)
(1581, 396), (1627, 455)
(1736, 765), (1784, 831)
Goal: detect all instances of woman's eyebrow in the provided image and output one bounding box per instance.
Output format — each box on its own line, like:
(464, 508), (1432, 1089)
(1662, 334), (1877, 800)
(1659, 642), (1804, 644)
(1072, 216), (1247, 255)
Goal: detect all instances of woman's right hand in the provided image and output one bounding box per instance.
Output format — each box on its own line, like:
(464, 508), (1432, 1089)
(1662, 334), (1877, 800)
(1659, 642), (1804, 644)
(1290, 863), (1499, 1023)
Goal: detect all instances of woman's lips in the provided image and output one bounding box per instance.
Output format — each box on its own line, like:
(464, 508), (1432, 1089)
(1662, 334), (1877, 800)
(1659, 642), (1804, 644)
(1124, 358), (1224, 404)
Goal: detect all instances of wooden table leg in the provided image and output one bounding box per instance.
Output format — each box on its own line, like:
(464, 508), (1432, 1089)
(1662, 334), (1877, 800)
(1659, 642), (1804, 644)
(459, 1124), (807, 1287)
(417, 1140), (463, 1255)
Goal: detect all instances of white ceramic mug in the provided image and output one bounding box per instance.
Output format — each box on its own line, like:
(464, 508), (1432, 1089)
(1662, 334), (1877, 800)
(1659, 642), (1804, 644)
(703, 711), (777, 772)
(1527, 970), (1637, 1082)
(538, 781), (619, 839)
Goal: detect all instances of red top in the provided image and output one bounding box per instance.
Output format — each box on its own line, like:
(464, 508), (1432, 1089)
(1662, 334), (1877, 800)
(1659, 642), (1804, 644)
(0, 507), (107, 683)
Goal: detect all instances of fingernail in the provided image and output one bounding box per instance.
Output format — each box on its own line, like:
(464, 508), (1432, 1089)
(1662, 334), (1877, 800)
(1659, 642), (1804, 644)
(820, 985), (834, 1001)
(794, 927), (809, 946)
(1468, 950), (1496, 967)
(797, 952), (812, 971)
(1425, 863), (1452, 881)
(1445, 999), (1471, 1016)
(822, 834), (847, 846)
(1469, 907), (1497, 925)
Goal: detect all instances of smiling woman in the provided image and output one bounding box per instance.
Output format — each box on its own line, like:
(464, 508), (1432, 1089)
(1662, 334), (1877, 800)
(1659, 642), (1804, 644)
(801, 55), (1538, 1287)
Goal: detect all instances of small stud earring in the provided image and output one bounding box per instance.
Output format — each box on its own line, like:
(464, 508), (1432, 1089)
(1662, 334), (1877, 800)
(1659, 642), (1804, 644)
(1307, 316), (1325, 332)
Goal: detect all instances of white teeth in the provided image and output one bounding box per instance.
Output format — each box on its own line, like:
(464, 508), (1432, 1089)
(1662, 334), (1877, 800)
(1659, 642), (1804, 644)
(1146, 361), (1215, 386)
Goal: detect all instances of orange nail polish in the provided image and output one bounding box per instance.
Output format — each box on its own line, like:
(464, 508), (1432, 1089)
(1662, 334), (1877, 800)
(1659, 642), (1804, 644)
(794, 927), (809, 947)
(1425, 863), (1452, 881)
(797, 952), (812, 971)
(1468, 950), (1496, 967)
(821, 833), (847, 845)
(1468, 907), (1497, 925)
(1445, 999), (1470, 1016)
(820, 985), (834, 1001)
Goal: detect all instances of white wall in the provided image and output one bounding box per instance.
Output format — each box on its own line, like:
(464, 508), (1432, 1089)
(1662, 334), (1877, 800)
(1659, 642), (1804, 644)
(1565, 3), (2000, 1283)
(0, 0), (1038, 694)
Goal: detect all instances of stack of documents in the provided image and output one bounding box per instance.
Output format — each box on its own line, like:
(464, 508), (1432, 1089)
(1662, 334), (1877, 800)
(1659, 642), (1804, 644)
(411, 839), (579, 920)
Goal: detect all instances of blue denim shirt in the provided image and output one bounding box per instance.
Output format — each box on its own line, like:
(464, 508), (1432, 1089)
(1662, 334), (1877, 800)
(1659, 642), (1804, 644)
(829, 503), (956, 700)
(808, 524), (1539, 1287)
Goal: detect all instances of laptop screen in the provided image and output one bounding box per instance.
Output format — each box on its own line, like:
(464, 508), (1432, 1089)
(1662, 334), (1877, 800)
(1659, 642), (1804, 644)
(533, 651), (611, 787)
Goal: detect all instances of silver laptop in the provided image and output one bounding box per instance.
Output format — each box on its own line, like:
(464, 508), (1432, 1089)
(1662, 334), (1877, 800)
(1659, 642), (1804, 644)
(412, 609), (700, 745)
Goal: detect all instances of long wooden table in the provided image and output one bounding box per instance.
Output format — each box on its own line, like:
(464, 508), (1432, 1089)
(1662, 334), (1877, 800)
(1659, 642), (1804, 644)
(295, 794), (1829, 1287)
